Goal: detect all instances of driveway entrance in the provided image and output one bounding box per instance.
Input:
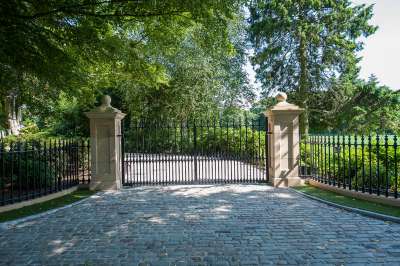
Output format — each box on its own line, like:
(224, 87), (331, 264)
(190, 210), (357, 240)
(1, 184), (400, 265)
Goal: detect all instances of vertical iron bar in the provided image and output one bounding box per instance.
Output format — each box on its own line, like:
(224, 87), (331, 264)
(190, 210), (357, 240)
(342, 134), (346, 189)
(66, 139), (69, 190)
(208, 119), (213, 183)
(355, 134), (358, 191)
(213, 117), (217, 183)
(174, 121), (178, 184)
(193, 120), (198, 182)
(376, 134), (380, 196)
(328, 134), (331, 185)
(200, 119), (204, 183)
(244, 118), (248, 182)
(31, 141), (35, 197)
(38, 141), (43, 196)
(10, 142), (14, 203)
(384, 134), (389, 197)
(361, 134), (365, 193)
(304, 133), (308, 177)
(169, 121), (173, 184)
(251, 119), (255, 182)
(311, 135), (314, 180)
(317, 135), (320, 182)
(332, 135), (336, 186)
(17, 142), (21, 201)
(80, 138), (84, 184)
(44, 141), (48, 194)
(180, 120), (184, 184)
(148, 121), (152, 184)
(232, 119), (236, 183)
(225, 119), (229, 183)
(265, 117), (269, 182)
(258, 118), (261, 182)
(148, 119), (151, 184)
(368, 134), (372, 194)
(121, 119), (125, 185)
(148, 120), (152, 186)
(348, 135), (352, 191)
(185, 120), (189, 183)
(324, 135), (327, 183)
(1, 141), (4, 205)
(394, 135), (398, 198)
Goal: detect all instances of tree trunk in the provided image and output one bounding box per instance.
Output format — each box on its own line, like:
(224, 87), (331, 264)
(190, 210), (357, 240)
(298, 33), (309, 136)
(4, 93), (21, 136)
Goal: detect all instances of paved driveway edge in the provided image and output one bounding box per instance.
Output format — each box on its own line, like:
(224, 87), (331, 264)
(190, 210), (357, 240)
(289, 188), (400, 224)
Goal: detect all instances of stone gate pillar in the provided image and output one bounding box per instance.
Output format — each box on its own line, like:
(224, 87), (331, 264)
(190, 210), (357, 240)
(265, 92), (304, 187)
(85, 95), (126, 190)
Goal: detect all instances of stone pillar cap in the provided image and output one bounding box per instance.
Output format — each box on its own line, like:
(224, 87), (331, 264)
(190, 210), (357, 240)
(264, 91), (304, 116)
(85, 95), (126, 119)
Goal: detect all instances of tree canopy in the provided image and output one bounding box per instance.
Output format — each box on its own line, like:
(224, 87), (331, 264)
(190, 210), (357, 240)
(1, 0), (253, 133)
(1, 0), (398, 137)
(248, 0), (377, 133)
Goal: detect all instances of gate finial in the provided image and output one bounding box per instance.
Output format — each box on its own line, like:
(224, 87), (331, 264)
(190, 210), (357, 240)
(95, 95), (121, 113)
(275, 92), (287, 102)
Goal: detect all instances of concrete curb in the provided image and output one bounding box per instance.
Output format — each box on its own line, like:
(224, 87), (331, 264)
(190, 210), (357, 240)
(289, 188), (400, 224)
(0, 191), (102, 230)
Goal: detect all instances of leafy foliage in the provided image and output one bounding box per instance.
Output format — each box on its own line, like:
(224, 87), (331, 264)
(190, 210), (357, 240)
(124, 120), (266, 164)
(0, 0), (252, 133)
(300, 135), (400, 193)
(308, 76), (400, 133)
(248, 0), (377, 133)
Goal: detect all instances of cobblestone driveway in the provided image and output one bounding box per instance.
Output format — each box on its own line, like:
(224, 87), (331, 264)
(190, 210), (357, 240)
(1, 184), (400, 265)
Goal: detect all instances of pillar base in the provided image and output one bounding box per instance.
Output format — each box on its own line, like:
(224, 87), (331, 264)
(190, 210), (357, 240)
(89, 179), (121, 191)
(271, 177), (305, 187)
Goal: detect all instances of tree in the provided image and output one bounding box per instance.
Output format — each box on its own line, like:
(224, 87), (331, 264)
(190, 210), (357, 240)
(248, 0), (376, 134)
(0, 0), (250, 132)
(312, 75), (400, 133)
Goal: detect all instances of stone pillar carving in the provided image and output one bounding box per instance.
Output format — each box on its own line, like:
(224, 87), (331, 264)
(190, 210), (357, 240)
(265, 92), (304, 187)
(85, 95), (126, 190)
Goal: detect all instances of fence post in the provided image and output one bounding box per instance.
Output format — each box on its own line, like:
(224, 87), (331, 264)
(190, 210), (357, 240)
(265, 92), (304, 187)
(85, 95), (126, 190)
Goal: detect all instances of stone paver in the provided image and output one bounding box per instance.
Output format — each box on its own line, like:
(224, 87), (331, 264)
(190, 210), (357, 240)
(1, 184), (400, 265)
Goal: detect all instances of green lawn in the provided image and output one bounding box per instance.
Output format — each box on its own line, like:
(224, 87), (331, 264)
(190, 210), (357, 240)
(293, 185), (400, 218)
(0, 189), (96, 223)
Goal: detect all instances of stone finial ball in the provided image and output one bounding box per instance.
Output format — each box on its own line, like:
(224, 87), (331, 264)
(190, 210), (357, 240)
(275, 92), (287, 102)
(102, 95), (112, 106)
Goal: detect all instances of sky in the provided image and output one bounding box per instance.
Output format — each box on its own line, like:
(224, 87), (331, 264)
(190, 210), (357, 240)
(246, 0), (400, 91)
(353, 0), (400, 90)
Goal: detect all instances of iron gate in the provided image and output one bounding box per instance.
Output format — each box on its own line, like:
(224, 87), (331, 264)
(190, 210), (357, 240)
(121, 118), (269, 186)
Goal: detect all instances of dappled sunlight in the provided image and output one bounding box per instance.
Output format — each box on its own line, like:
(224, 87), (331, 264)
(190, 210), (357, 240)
(4, 183), (392, 265)
(153, 184), (274, 199)
(167, 212), (180, 218)
(211, 205), (232, 213)
(14, 220), (39, 229)
(273, 192), (295, 199)
(47, 238), (78, 257)
(184, 213), (201, 221)
(148, 216), (167, 224)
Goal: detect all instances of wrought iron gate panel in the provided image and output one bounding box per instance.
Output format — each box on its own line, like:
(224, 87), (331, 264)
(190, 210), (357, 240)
(122, 118), (269, 186)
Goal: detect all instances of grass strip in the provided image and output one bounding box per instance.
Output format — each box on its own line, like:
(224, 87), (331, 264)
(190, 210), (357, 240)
(293, 185), (400, 218)
(0, 189), (95, 223)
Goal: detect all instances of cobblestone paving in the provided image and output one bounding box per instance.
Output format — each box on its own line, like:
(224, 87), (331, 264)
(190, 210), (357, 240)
(1, 185), (400, 265)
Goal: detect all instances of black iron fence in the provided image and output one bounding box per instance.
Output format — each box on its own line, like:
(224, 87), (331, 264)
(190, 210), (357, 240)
(300, 133), (399, 198)
(122, 118), (269, 185)
(0, 139), (90, 206)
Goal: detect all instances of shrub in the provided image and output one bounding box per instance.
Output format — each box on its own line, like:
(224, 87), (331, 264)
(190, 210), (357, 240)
(124, 124), (267, 166)
(300, 135), (400, 194)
